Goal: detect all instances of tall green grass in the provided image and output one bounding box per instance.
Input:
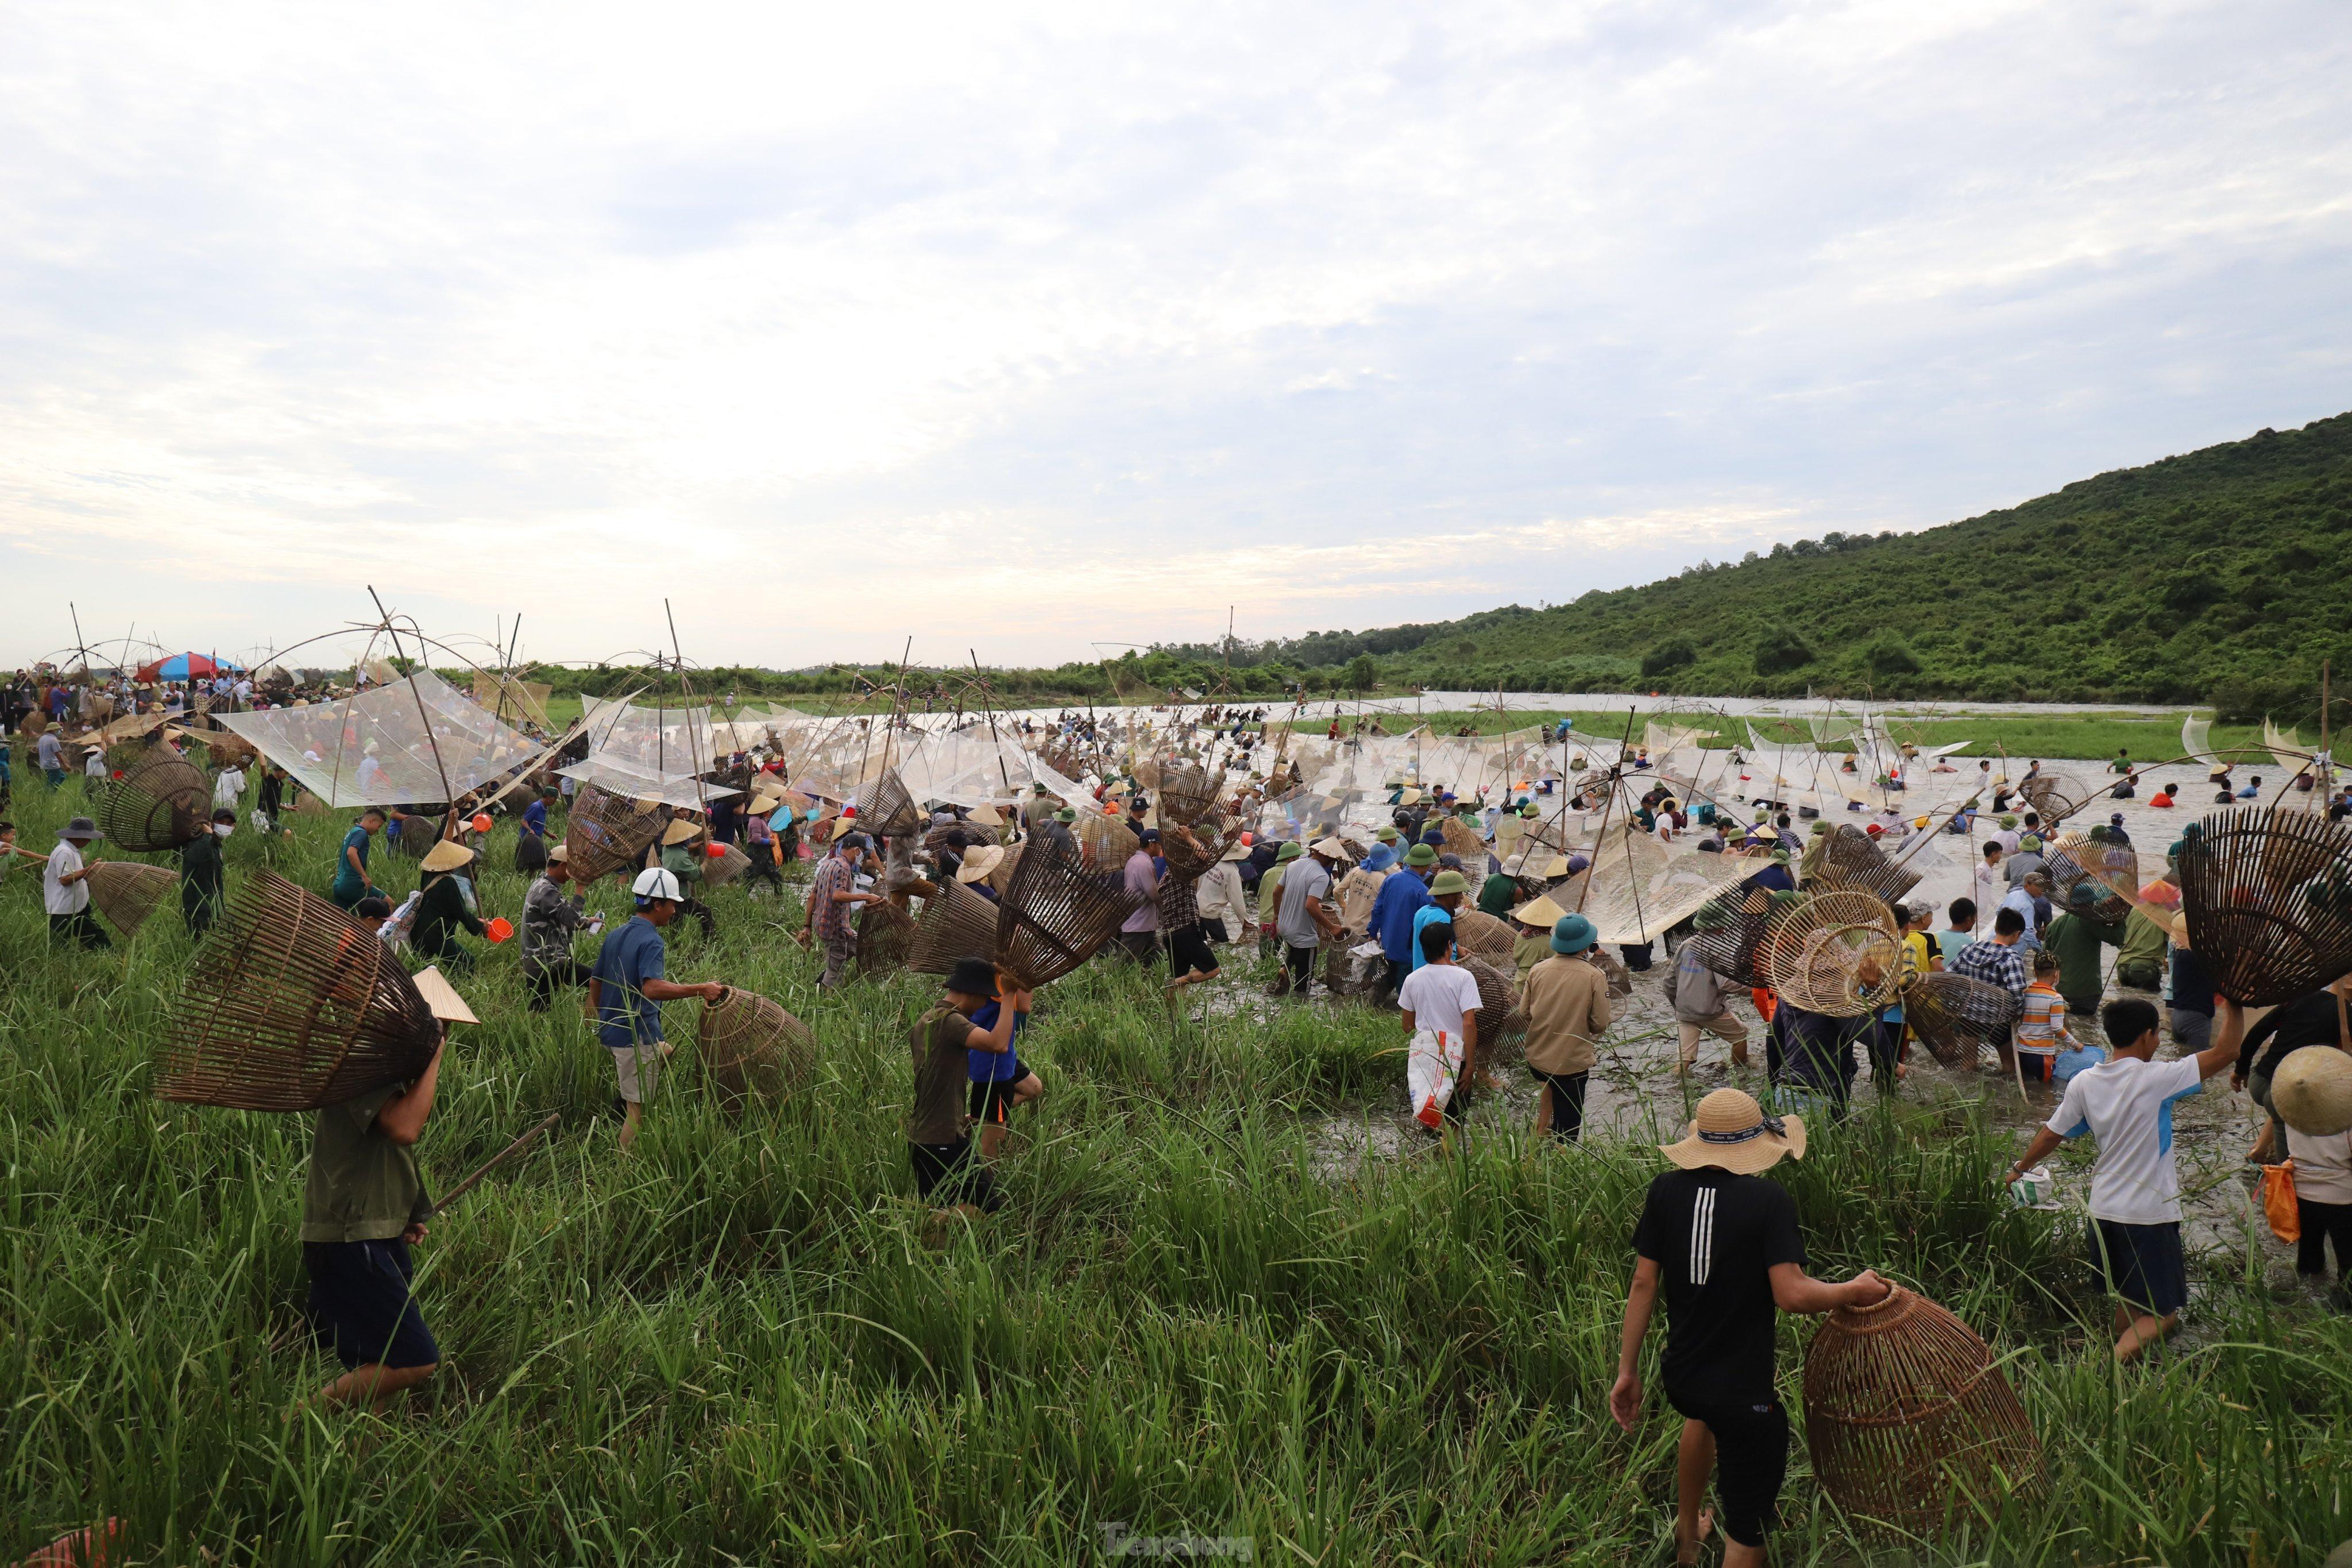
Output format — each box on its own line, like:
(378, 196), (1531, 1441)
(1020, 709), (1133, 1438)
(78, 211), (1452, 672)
(2, 769), (2347, 1563)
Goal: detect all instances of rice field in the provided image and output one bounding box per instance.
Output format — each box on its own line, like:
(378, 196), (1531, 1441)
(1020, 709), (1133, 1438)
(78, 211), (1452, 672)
(4, 767), (2350, 1565)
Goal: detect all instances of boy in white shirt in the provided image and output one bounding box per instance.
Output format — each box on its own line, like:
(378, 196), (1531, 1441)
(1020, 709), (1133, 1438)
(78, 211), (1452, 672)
(1398, 921), (1484, 1141)
(2006, 996), (2244, 1361)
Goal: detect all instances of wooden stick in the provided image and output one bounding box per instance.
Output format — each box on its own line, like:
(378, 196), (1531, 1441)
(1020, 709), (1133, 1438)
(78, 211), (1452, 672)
(434, 1111), (560, 1213)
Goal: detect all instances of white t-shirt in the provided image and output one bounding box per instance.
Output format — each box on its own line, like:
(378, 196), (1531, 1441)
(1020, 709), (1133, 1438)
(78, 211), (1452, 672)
(1399, 962), (1485, 1042)
(2046, 1053), (2206, 1224)
(45, 841), (88, 916)
(2286, 1125), (2352, 1206)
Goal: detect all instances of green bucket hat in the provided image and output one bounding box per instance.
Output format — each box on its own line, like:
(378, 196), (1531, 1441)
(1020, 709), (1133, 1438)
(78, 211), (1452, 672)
(2066, 882), (2098, 909)
(1375, 825), (1400, 843)
(1550, 913), (1597, 953)
(1405, 843), (1438, 868)
(1998, 814), (2019, 829)
(1275, 841), (1304, 862)
(1055, 808), (1076, 822)
(1428, 869), (1470, 897)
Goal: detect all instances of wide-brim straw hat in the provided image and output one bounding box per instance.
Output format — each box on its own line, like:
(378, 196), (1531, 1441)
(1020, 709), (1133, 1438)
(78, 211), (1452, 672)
(2272, 1045), (2352, 1137)
(956, 844), (1006, 883)
(419, 839), (474, 873)
(662, 818), (706, 846)
(58, 817), (104, 841)
(1311, 836), (1349, 858)
(968, 804), (1004, 828)
(1513, 894), (1567, 929)
(1662, 1088), (1806, 1173)
(1219, 839), (1250, 862)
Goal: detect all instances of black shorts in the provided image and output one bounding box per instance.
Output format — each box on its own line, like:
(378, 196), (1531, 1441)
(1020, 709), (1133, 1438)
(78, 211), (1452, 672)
(968, 1077), (1025, 1124)
(910, 1138), (1002, 1212)
(2092, 1218), (2188, 1316)
(1164, 922), (1218, 978)
(1666, 1393), (1789, 1547)
(1527, 1067), (1588, 1140)
(304, 1238), (440, 1371)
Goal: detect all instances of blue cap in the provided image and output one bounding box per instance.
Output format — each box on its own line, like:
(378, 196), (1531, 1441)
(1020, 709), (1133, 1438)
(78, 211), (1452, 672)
(1550, 913), (1597, 954)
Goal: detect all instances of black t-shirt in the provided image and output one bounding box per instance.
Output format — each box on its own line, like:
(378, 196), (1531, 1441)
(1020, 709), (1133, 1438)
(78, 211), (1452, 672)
(1632, 1168), (1806, 1406)
(2244, 991), (2347, 1084)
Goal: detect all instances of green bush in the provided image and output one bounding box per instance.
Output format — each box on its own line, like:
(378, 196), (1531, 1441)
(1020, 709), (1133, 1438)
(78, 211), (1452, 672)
(1639, 637), (1696, 677)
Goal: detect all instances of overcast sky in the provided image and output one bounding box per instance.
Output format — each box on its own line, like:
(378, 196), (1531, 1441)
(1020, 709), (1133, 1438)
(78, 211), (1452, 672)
(5, 1), (2348, 673)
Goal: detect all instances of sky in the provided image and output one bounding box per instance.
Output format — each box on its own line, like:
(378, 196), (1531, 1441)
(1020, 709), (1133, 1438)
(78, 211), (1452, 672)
(5, 1), (2349, 674)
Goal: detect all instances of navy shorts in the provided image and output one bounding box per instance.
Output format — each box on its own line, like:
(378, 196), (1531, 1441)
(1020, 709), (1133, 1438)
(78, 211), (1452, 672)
(304, 1238), (439, 1370)
(2092, 1218), (2188, 1316)
(1666, 1392), (1789, 1547)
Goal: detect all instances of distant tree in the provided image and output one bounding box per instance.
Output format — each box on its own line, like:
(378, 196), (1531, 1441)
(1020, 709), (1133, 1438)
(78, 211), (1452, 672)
(1345, 654), (1378, 694)
(1754, 624), (1815, 675)
(1864, 636), (1920, 676)
(1640, 637), (1697, 677)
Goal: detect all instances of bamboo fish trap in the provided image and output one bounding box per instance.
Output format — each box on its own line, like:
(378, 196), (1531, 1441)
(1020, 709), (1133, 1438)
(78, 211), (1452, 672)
(1762, 891), (1902, 1018)
(1461, 955), (1523, 1047)
(1683, 890), (1793, 988)
(1803, 1284), (2043, 1534)
(96, 744), (207, 851)
(1450, 907), (1518, 968)
(851, 767), (922, 840)
(1901, 972), (2021, 1067)
(694, 986), (814, 1106)
(87, 860), (179, 936)
(994, 836), (1147, 989)
(1438, 815), (1486, 864)
(909, 879), (1002, 974)
(566, 784), (666, 882)
(2176, 808), (2352, 1006)
(2045, 828), (2137, 924)
(1158, 813), (1237, 881)
(1155, 762), (1224, 828)
(157, 870), (442, 1112)
(1077, 812), (1140, 873)
(702, 840), (751, 889)
(1808, 825), (1922, 905)
(856, 898), (918, 976)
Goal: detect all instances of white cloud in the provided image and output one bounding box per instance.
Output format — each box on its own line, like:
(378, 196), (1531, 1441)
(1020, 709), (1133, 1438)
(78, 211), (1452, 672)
(3, 0), (2348, 670)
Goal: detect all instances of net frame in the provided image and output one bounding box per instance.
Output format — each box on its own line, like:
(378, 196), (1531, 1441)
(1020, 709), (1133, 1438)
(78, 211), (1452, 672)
(994, 835), (1148, 989)
(694, 986), (814, 1105)
(1803, 1284), (2044, 1535)
(2017, 771), (2096, 825)
(87, 860), (179, 936)
(2176, 807), (2352, 1006)
(1901, 972), (2021, 1067)
(95, 744), (207, 851)
(566, 784), (667, 882)
(909, 879), (1003, 973)
(157, 870), (441, 1112)
(1762, 891), (1903, 1018)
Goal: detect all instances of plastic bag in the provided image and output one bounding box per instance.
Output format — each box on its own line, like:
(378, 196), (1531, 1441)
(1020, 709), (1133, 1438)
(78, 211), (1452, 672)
(2261, 1161), (2300, 1245)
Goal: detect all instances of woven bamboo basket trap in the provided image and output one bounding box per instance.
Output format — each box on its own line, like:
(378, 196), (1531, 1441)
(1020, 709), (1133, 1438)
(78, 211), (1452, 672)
(566, 785), (666, 882)
(1461, 955), (1523, 1046)
(694, 986), (814, 1105)
(1803, 1284), (2044, 1533)
(96, 744), (207, 851)
(1450, 907), (1518, 968)
(1762, 891), (1903, 1018)
(158, 870), (442, 1112)
(1155, 762), (1224, 828)
(702, 840), (751, 889)
(87, 860), (179, 936)
(1808, 825), (1923, 905)
(851, 768), (922, 840)
(1683, 893), (1782, 988)
(1901, 972), (2021, 1067)
(1077, 812), (1140, 874)
(909, 879), (1002, 974)
(1439, 815), (1485, 864)
(994, 836), (1146, 990)
(1157, 813), (1237, 881)
(856, 898), (918, 976)
(2176, 808), (2352, 1007)
(2045, 828), (2137, 924)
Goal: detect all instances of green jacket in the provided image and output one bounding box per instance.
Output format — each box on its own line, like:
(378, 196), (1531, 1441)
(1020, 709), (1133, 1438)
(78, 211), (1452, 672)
(661, 845), (706, 886)
(2044, 911), (2124, 1010)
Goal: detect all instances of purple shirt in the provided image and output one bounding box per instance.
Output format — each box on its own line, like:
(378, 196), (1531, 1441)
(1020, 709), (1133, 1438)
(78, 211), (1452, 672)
(1122, 849), (1160, 932)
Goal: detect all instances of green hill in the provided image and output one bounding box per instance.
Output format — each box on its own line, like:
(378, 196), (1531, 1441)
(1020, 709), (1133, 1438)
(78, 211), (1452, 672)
(1189, 412), (2352, 724)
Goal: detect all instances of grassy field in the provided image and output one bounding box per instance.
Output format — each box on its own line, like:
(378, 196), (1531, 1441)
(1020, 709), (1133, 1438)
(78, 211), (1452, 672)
(5, 771), (2349, 1564)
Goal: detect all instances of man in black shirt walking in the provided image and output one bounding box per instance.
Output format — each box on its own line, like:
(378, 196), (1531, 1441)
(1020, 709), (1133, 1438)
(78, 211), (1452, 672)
(1611, 1089), (1888, 1566)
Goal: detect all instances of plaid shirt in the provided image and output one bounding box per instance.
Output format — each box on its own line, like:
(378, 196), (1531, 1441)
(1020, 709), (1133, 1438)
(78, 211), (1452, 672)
(1952, 939), (2028, 1001)
(810, 853), (856, 940)
(1156, 867), (1202, 931)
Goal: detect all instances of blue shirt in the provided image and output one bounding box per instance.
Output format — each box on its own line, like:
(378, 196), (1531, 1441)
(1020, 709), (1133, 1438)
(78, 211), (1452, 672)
(967, 1001), (1024, 1083)
(592, 916), (669, 1050)
(1371, 871), (1434, 963)
(332, 824), (372, 899)
(1408, 905), (1455, 972)
(523, 799), (547, 838)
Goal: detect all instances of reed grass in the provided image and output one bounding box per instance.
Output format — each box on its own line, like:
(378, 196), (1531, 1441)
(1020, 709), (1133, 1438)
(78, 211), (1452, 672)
(2, 771), (2347, 1564)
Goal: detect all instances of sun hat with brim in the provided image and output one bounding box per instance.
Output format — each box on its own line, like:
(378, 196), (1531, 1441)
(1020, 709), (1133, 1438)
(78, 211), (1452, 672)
(547, 843), (570, 864)
(968, 804), (1004, 828)
(1428, 869), (1470, 897)
(944, 957), (999, 999)
(662, 818), (706, 846)
(1405, 843), (1438, 867)
(57, 817), (103, 841)
(1661, 1088), (1806, 1173)
(1398, 788), (1422, 805)
(1513, 894), (1567, 929)
(1219, 839), (1250, 862)
(1550, 913), (1596, 953)
(1545, 855), (1574, 879)
(1275, 841), (1304, 862)
(419, 839), (474, 873)
(956, 844), (1005, 882)
(2272, 1045), (2352, 1137)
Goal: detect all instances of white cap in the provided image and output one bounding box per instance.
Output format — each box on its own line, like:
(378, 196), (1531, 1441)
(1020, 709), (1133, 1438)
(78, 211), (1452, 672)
(631, 867), (683, 901)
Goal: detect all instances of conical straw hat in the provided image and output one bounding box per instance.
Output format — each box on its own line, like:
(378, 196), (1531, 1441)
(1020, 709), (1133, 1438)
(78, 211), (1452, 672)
(2272, 1045), (2352, 1137)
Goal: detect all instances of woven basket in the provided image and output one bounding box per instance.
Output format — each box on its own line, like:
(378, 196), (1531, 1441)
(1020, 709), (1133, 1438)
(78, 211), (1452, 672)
(1762, 891), (1902, 1018)
(1451, 907), (1517, 967)
(96, 745), (206, 851)
(1156, 762), (1223, 827)
(1461, 954), (1523, 1046)
(1682, 893), (1782, 987)
(910, 879), (1002, 974)
(702, 840), (751, 889)
(567, 785), (667, 882)
(2176, 808), (2352, 1006)
(995, 836), (1148, 989)
(1901, 972), (2021, 1067)
(87, 860), (179, 936)
(1439, 816), (1486, 864)
(855, 898), (918, 976)
(2018, 771), (2095, 825)
(157, 870), (441, 1112)
(1077, 812), (1140, 873)
(1803, 1285), (2043, 1534)
(1808, 825), (1922, 905)
(694, 986), (814, 1106)
(2045, 829), (2137, 925)
(1158, 813), (1237, 881)
(851, 768), (921, 839)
